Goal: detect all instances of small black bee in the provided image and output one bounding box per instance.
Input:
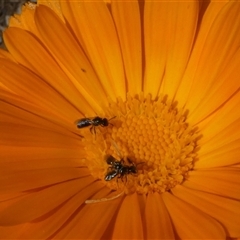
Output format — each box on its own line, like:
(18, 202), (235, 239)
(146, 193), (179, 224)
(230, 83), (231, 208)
(105, 155), (141, 181)
(75, 116), (115, 134)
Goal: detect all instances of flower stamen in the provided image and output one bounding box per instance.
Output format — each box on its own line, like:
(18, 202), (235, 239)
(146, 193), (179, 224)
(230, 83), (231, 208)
(79, 95), (200, 194)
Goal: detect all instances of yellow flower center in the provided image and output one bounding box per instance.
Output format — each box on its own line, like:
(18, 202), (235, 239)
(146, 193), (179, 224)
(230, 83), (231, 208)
(80, 95), (199, 194)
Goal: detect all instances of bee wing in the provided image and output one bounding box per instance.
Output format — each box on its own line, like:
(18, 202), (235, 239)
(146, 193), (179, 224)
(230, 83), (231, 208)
(74, 118), (83, 125)
(74, 117), (94, 124)
(74, 117), (95, 128)
(105, 155), (117, 165)
(105, 170), (118, 181)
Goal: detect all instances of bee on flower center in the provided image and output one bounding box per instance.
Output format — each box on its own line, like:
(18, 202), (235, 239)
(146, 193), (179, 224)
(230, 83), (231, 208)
(105, 140), (144, 182)
(75, 116), (115, 134)
(105, 155), (141, 181)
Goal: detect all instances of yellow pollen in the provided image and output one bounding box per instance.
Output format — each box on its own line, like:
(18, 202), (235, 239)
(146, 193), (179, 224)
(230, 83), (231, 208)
(80, 95), (200, 194)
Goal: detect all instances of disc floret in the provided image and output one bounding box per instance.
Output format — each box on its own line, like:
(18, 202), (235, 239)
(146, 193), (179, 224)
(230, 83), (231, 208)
(81, 95), (200, 194)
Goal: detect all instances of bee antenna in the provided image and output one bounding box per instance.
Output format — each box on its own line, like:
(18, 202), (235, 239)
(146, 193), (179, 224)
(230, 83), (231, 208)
(109, 116), (116, 121)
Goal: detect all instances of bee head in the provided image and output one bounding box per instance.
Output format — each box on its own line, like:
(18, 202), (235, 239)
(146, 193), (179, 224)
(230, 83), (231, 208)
(102, 118), (109, 126)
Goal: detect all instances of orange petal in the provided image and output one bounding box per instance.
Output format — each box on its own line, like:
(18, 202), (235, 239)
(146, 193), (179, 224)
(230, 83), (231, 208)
(112, 193), (144, 239)
(184, 168), (240, 199)
(53, 188), (121, 239)
(0, 98), (83, 148)
(0, 192), (27, 202)
(233, 164), (240, 168)
(34, 5), (108, 110)
(176, 2), (240, 123)
(38, 0), (64, 22)
(162, 191), (226, 239)
(0, 49), (16, 61)
(196, 139), (240, 168)
(195, 92), (240, 168)
(0, 224), (29, 239)
(8, 2), (37, 33)
(145, 193), (175, 239)
(0, 146), (83, 168)
(189, 48), (240, 125)
(3, 27), (96, 115)
(0, 181), (104, 239)
(111, 0), (142, 94)
(175, 1), (229, 107)
(198, 90), (240, 143)
(60, 1), (126, 100)
(21, 183), (106, 239)
(0, 91), (84, 140)
(0, 176), (95, 226)
(0, 59), (83, 121)
(0, 167), (89, 194)
(172, 185), (240, 237)
(144, 1), (198, 98)
(0, 122), (80, 148)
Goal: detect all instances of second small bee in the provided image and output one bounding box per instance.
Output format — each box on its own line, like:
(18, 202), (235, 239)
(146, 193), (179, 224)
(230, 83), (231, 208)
(105, 155), (144, 182)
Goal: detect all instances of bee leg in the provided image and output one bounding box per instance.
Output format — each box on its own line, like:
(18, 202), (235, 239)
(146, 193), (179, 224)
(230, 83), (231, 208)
(126, 158), (134, 165)
(107, 166), (114, 172)
(118, 173), (127, 185)
(90, 126), (94, 134)
(120, 175), (124, 183)
(136, 162), (145, 167)
(123, 175), (128, 184)
(116, 176), (120, 188)
(90, 126), (97, 139)
(120, 159), (125, 165)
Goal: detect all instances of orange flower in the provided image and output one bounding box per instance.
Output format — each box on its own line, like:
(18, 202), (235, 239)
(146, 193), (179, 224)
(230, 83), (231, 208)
(0, 1), (240, 239)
